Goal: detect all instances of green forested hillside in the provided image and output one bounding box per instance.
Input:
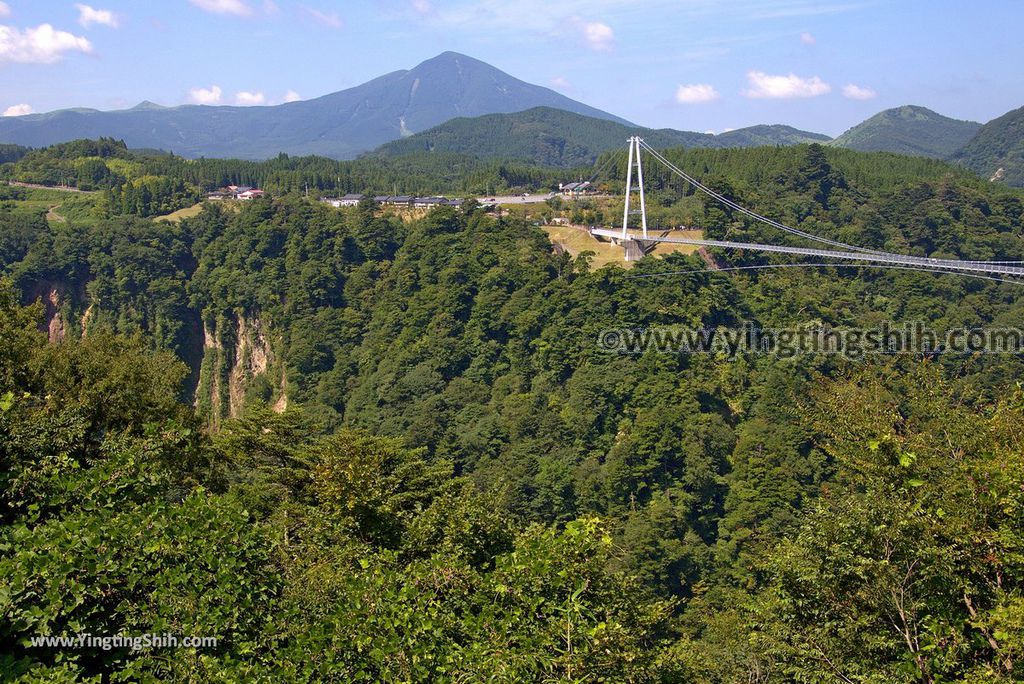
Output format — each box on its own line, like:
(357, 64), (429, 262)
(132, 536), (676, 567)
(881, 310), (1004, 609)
(954, 104), (1024, 187)
(2, 143), (1024, 681)
(831, 105), (982, 158)
(374, 107), (706, 166)
(716, 124), (830, 147)
(374, 107), (829, 166)
(0, 138), (589, 215)
(0, 144), (29, 164)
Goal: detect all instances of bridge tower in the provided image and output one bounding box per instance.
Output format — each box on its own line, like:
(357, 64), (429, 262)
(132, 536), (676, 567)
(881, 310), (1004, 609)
(617, 136), (651, 261)
(621, 136), (649, 240)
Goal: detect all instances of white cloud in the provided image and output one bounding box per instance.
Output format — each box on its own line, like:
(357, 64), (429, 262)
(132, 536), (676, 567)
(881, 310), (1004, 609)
(0, 24), (93, 64)
(675, 83), (719, 104)
(0, 3), (10, 19)
(263, 0), (279, 14)
(842, 83), (877, 100)
(283, 89), (302, 103)
(302, 5), (343, 28)
(580, 20), (614, 51)
(742, 70), (831, 99)
(188, 0), (253, 17)
(411, 0), (432, 14)
(3, 103), (32, 116)
(76, 5), (119, 28)
(188, 85), (222, 104)
(235, 90), (265, 105)
(800, 32), (816, 44)
(550, 76), (572, 91)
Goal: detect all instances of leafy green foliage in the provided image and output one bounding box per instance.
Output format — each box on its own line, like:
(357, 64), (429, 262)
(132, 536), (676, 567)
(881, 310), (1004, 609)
(2, 143), (1024, 681)
(954, 104), (1024, 187)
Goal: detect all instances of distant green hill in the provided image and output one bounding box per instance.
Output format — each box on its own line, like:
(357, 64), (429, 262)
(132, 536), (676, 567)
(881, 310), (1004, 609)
(716, 124), (830, 147)
(372, 108), (829, 167)
(952, 105), (1024, 187)
(830, 105), (981, 158)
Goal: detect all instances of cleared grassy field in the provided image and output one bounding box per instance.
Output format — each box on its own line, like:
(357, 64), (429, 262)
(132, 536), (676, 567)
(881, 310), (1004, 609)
(9, 187), (74, 216)
(155, 203), (205, 223)
(3, 186), (101, 225)
(649, 229), (703, 258)
(542, 225), (704, 269)
(543, 225), (627, 268)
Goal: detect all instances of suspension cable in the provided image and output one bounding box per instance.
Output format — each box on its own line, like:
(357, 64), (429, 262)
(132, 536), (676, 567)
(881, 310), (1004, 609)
(622, 261), (1024, 286)
(635, 139), (1024, 272)
(637, 140), (882, 254)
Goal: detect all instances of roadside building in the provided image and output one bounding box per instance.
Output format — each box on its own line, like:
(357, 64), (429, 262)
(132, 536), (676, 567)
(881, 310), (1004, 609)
(337, 193), (365, 206)
(414, 196), (448, 208)
(322, 194), (365, 207)
(559, 181), (594, 197)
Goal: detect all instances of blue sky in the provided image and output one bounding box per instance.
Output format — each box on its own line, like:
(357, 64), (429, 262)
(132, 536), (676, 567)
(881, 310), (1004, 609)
(0, 0), (1021, 136)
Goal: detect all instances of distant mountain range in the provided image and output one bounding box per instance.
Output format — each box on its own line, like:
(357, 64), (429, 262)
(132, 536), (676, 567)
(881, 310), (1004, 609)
(0, 52), (629, 160)
(373, 107), (828, 166)
(0, 51), (1021, 185)
(376, 103), (1024, 185)
(829, 105), (982, 158)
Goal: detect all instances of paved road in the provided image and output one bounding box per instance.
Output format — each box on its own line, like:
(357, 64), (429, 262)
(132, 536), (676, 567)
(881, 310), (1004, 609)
(479, 193), (556, 205)
(7, 181), (96, 194)
(479, 193), (613, 205)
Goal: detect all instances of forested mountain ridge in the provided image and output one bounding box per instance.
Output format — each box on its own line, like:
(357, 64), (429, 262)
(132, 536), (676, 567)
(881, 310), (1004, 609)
(2, 143), (1024, 680)
(954, 104), (1024, 187)
(715, 123), (831, 147)
(0, 52), (630, 160)
(830, 105), (982, 158)
(2, 45), (1020, 194)
(0, 137), (589, 215)
(372, 107), (830, 166)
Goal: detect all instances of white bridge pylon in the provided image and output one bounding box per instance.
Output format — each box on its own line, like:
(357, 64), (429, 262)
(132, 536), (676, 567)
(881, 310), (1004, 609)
(621, 136), (648, 240)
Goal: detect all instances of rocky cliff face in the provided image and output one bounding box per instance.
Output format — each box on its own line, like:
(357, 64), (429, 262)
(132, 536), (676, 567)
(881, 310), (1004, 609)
(196, 310), (287, 428)
(26, 281), (287, 429)
(26, 281), (69, 344)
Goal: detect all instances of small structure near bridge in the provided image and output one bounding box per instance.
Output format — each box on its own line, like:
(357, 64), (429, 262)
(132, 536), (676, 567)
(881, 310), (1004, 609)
(321, 193), (365, 207)
(559, 181), (595, 198)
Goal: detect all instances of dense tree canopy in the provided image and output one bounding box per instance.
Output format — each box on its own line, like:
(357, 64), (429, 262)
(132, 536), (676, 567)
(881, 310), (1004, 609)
(1, 141), (1024, 681)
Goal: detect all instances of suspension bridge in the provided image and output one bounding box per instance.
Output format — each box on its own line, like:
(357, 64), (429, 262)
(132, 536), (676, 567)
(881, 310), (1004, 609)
(589, 137), (1024, 284)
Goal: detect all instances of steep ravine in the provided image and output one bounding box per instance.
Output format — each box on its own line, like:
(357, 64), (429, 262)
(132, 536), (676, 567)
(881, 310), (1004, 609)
(27, 283), (287, 428)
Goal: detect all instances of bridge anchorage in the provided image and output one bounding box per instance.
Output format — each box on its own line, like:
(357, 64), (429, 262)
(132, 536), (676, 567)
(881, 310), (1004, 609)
(590, 137), (1024, 284)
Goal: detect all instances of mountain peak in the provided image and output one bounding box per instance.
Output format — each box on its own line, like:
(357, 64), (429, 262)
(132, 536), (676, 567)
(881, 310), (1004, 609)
(410, 51), (487, 72)
(0, 51), (630, 159)
(890, 105), (946, 121)
(831, 105), (982, 158)
(131, 100), (165, 111)
(433, 50), (475, 61)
